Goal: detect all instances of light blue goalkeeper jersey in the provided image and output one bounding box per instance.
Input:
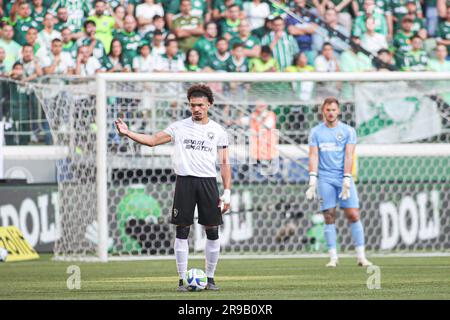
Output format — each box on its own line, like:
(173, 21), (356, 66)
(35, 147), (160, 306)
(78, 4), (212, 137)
(308, 121), (357, 181)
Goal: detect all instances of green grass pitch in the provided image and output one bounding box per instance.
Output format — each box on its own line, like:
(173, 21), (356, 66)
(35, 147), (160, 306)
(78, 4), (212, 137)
(1, 254), (449, 299)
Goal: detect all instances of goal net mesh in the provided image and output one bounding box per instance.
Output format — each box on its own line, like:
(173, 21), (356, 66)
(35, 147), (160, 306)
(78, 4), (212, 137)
(32, 76), (450, 261)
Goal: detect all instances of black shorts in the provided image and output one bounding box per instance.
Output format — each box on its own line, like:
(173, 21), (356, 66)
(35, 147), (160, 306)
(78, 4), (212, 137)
(170, 175), (223, 226)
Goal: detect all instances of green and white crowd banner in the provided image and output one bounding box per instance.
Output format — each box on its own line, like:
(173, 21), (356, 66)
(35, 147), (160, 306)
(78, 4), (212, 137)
(354, 82), (443, 143)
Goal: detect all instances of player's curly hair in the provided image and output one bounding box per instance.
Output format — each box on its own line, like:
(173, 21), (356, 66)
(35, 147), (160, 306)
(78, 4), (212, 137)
(187, 84), (214, 105)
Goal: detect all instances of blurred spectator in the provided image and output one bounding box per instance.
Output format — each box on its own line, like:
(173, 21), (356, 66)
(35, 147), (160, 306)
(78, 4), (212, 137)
(136, 0), (164, 37)
(49, 0), (91, 33)
(286, 0), (317, 64)
(31, 0), (46, 29)
(150, 29), (166, 59)
(361, 17), (388, 55)
(102, 38), (132, 72)
(12, 1), (39, 45)
(0, 47), (5, 76)
(154, 39), (185, 72)
(352, 0), (388, 38)
(0, 24), (21, 73)
(340, 35), (373, 71)
(193, 21), (218, 68)
(213, 0), (244, 22)
(76, 20), (106, 61)
(54, 7), (82, 39)
(437, 0), (448, 18)
(243, 0), (271, 31)
(436, 7), (450, 58)
(61, 27), (78, 59)
(400, 34), (429, 71)
(74, 45), (101, 76)
(324, 0), (353, 33)
(312, 8), (349, 57)
(204, 37), (230, 72)
(285, 51), (314, 72)
(249, 101), (278, 163)
(427, 44), (450, 70)
(249, 45), (280, 72)
(25, 27), (41, 54)
(391, 0), (423, 29)
(87, 0), (115, 53)
(111, 5), (126, 32)
(252, 15), (273, 40)
(166, 0), (209, 29)
(375, 48), (395, 71)
(171, 0), (204, 52)
(42, 38), (75, 75)
(17, 44), (43, 81)
(353, 0), (393, 40)
(263, 16), (299, 71)
(229, 19), (261, 58)
(10, 61), (24, 80)
(285, 52), (315, 100)
(425, 0), (439, 37)
(133, 43), (155, 72)
(37, 13), (61, 54)
(314, 42), (340, 71)
(398, 1), (427, 40)
(226, 43), (249, 72)
(185, 48), (201, 71)
(219, 4), (242, 41)
(393, 16), (415, 66)
(115, 15), (141, 59)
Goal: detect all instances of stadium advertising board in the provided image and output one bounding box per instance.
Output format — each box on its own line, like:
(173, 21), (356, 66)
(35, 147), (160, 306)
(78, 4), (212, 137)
(0, 183), (59, 252)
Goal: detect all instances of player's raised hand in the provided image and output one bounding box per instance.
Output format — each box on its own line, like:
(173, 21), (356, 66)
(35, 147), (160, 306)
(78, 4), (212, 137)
(339, 174), (352, 200)
(115, 117), (129, 137)
(305, 172), (317, 201)
(218, 189), (231, 214)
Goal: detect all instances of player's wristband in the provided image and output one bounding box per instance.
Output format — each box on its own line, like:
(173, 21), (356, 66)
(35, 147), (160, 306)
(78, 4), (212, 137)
(343, 174), (352, 179)
(309, 172), (318, 177)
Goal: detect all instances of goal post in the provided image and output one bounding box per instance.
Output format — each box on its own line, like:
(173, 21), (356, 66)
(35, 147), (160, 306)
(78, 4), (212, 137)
(30, 72), (450, 262)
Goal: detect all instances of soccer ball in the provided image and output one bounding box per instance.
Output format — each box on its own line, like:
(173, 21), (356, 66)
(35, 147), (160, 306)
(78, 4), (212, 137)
(183, 268), (208, 291)
(0, 247), (8, 262)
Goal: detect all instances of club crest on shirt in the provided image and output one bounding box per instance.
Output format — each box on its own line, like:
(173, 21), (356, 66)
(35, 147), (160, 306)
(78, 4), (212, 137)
(207, 132), (215, 141)
(336, 132), (344, 142)
(173, 208), (178, 218)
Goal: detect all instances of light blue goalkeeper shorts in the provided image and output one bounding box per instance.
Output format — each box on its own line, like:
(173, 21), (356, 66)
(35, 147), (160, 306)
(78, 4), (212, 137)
(317, 177), (359, 211)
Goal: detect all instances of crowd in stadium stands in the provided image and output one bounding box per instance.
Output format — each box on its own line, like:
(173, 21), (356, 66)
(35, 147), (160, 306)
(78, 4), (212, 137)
(0, 0), (449, 80)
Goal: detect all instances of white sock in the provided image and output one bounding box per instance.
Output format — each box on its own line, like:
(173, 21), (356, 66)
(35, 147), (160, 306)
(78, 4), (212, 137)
(356, 245), (366, 260)
(175, 238), (188, 280)
(205, 239), (220, 278)
(329, 248), (338, 261)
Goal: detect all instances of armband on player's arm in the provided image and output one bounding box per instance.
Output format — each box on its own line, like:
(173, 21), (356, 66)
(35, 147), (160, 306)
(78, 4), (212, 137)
(339, 173), (352, 200)
(305, 172), (318, 201)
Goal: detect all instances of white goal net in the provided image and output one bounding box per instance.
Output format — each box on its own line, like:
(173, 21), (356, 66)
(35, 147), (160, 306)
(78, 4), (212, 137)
(32, 72), (450, 262)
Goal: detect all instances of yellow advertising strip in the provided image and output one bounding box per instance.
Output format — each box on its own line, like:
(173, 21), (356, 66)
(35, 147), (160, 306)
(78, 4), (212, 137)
(0, 226), (40, 262)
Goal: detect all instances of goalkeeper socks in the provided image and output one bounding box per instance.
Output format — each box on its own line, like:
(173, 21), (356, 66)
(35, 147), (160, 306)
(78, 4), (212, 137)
(174, 238), (189, 280)
(351, 220), (365, 247)
(351, 221), (366, 260)
(324, 224), (338, 261)
(205, 239), (220, 278)
(324, 224), (337, 249)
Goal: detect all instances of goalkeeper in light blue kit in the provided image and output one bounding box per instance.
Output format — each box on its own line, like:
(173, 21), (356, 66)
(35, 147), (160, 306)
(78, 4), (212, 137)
(306, 97), (372, 267)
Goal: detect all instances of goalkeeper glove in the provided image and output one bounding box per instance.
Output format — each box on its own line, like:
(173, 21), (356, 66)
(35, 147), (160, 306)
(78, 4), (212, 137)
(339, 174), (352, 200)
(305, 172), (318, 201)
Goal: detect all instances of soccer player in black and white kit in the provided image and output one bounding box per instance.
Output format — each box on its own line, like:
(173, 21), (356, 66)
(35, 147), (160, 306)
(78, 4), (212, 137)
(115, 84), (231, 291)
